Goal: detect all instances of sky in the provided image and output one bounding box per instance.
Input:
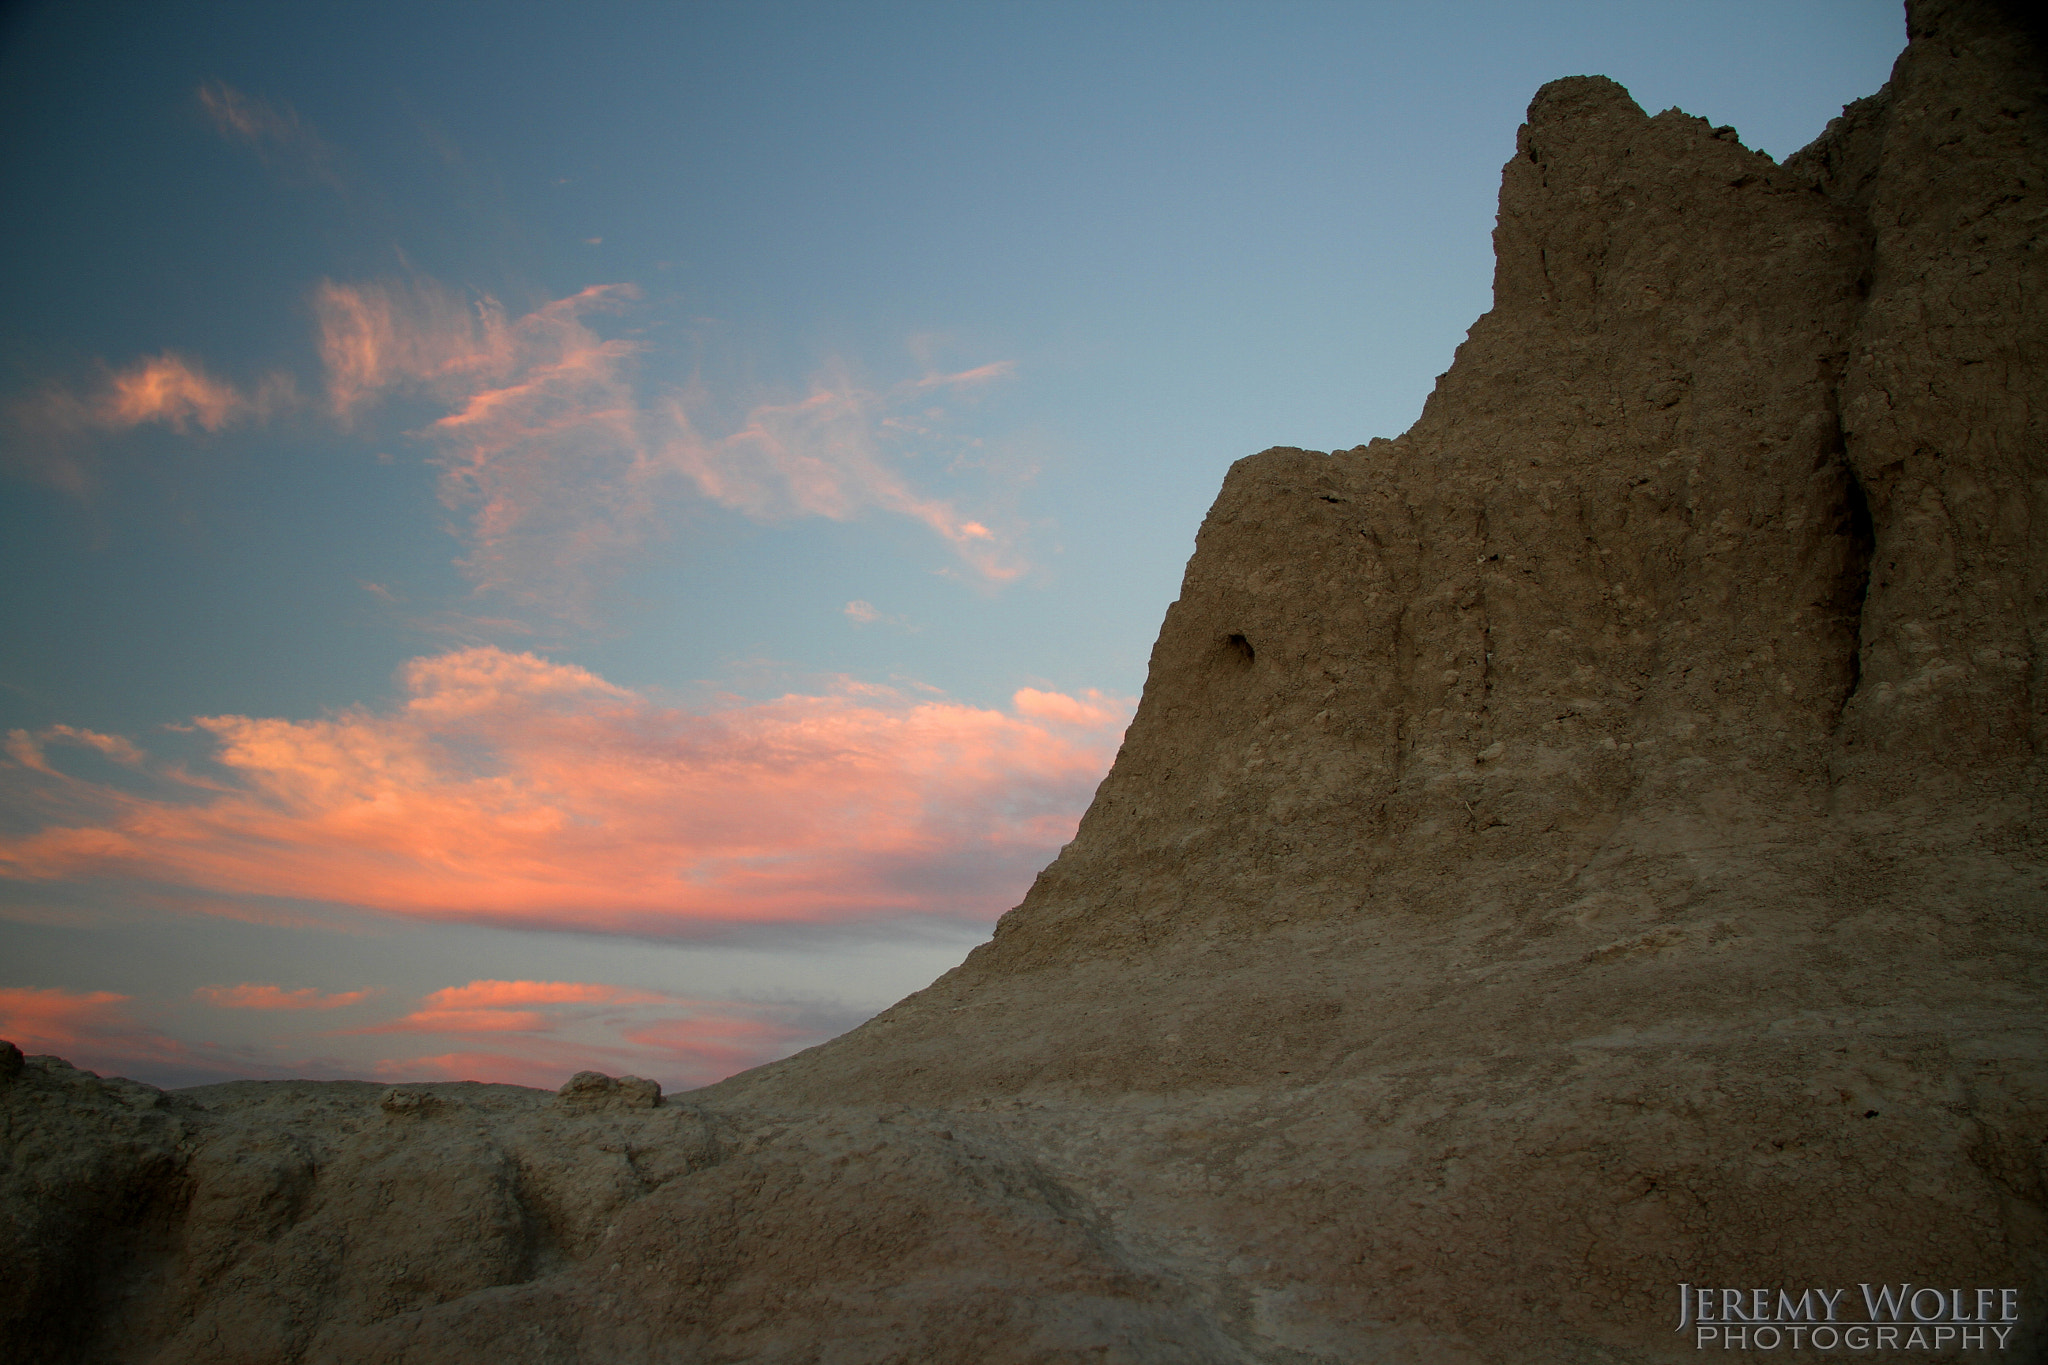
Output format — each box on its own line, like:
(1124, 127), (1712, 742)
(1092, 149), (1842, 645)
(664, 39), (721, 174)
(0, 1), (1905, 1091)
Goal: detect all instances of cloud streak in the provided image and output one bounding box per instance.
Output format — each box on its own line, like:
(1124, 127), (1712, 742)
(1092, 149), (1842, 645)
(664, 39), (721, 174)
(5, 725), (148, 776)
(198, 81), (345, 190)
(664, 361), (1026, 581)
(357, 979), (667, 1034)
(310, 279), (1027, 614)
(0, 986), (249, 1080)
(22, 352), (291, 438)
(8, 262), (1025, 608)
(354, 978), (837, 1089)
(195, 984), (379, 1010)
(0, 648), (1130, 937)
(311, 278), (651, 617)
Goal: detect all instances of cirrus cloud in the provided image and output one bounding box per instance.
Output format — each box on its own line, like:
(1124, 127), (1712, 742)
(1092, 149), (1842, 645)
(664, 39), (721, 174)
(198, 81), (345, 191)
(8, 267), (1026, 607)
(356, 979), (668, 1034)
(307, 276), (1027, 614)
(354, 979), (842, 1089)
(0, 985), (252, 1081)
(662, 359), (1027, 582)
(194, 983), (379, 1010)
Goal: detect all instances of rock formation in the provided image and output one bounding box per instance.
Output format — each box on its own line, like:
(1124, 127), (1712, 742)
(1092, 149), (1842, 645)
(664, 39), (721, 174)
(5, 2), (2042, 1360)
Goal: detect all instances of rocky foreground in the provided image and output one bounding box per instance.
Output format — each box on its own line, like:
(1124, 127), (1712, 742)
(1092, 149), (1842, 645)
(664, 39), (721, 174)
(5, 2), (2043, 1361)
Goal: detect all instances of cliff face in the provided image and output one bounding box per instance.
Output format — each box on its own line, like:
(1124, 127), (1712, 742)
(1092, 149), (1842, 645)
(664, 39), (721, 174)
(6, 3), (2043, 1362)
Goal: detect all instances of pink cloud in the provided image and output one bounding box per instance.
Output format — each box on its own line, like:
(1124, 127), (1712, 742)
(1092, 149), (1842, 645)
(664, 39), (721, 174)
(1012, 687), (1125, 728)
(357, 979), (668, 1035)
(0, 986), (131, 1054)
(4, 354), (299, 497)
(0, 648), (1132, 936)
(662, 363), (1027, 581)
(359, 984), (828, 1088)
(313, 278), (653, 617)
(0, 986), (240, 1079)
(22, 353), (295, 443)
(194, 984), (378, 1010)
(911, 360), (1016, 390)
(98, 354), (244, 432)
(5, 724), (149, 776)
(843, 600), (918, 631)
(198, 82), (344, 190)
(6, 260), (1025, 603)
(9, 266), (1022, 599)
(311, 276), (518, 421)
(621, 1009), (814, 1077)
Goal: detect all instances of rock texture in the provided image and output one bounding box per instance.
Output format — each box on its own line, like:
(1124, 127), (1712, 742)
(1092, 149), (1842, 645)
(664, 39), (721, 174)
(5, 2), (2043, 1361)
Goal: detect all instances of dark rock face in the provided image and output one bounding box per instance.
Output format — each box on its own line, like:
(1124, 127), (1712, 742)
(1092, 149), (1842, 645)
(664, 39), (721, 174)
(5, 3), (2042, 1361)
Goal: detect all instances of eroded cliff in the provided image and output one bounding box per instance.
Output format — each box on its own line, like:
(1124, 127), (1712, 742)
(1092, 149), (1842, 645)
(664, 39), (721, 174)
(5, 2), (2043, 1361)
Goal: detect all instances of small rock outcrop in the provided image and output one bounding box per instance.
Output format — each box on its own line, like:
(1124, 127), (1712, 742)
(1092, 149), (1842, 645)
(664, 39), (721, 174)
(3, 2), (2041, 1361)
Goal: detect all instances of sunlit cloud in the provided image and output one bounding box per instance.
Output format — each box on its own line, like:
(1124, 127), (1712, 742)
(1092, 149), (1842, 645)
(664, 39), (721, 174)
(8, 263), (1024, 601)
(198, 81), (345, 190)
(911, 359), (1015, 390)
(356, 979), (667, 1034)
(311, 275), (521, 421)
(313, 277), (663, 617)
(314, 275), (1031, 602)
(0, 984), (351, 1085)
(194, 983), (379, 1010)
(5, 725), (148, 777)
(7, 259), (1027, 602)
(844, 599), (918, 631)
(0, 648), (1132, 937)
(0, 986), (130, 1054)
(0, 985), (218, 1076)
(621, 1007), (818, 1079)
(354, 980), (839, 1089)
(97, 353), (244, 432)
(22, 352), (293, 438)
(3, 351), (299, 497)
(662, 360), (1027, 581)
(1012, 687), (1125, 728)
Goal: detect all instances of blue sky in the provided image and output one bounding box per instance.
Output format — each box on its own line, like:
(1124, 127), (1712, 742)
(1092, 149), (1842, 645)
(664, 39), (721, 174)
(0, 0), (1904, 1089)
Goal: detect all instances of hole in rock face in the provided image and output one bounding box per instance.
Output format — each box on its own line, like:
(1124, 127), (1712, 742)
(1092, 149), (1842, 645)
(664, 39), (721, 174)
(1224, 633), (1256, 668)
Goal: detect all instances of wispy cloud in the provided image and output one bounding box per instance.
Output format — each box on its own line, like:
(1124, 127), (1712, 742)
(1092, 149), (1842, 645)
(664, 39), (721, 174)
(198, 81), (344, 190)
(4, 725), (147, 776)
(0, 648), (1132, 937)
(4, 352), (297, 495)
(844, 599), (918, 631)
(1013, 687), (1125, 727)
(7, 263), (1027, 603)
(314, 277), (660, 618)
(0, 986), (131, 1054)
(0, 984), (362, 1085)
(0, 985), (221, 1076)
(18, 352), (290, 438)
(311, 275), (520, 421)
(91, 353), (249, 432)
(356, 979), (667, 1034)
(354, 979), (836, 1088)
(663, 360), (1026, 581)
(313, 276), (1028, 606)
(194, 983), (379, 1010)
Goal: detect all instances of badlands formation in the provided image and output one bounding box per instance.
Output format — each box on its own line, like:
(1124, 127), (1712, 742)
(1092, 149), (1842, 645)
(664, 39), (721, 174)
(4, 1), (2043, 1360)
